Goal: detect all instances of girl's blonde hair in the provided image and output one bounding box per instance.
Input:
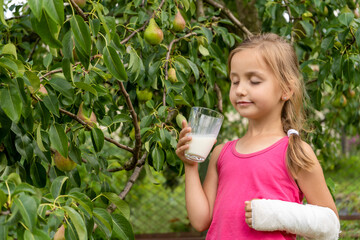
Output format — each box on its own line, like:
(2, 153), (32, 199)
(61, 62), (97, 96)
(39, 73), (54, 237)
(228, 33), (314, 178)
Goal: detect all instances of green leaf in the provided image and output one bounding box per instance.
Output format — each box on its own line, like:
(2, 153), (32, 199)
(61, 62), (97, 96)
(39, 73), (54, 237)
(24, 229), (51, 240)
(93, 208), (113, 238)
(28, 0), (43, 21)
(13, 194), (38, 231)
(339, 12), (354, 26)
(102, 192), (130, 219)
(152, 145), (164, 171)
(67, 192), (93, 217)
(320, 36), (334, 52)
(30, 161), (47, 188)
(30, 11), (62, 48)
(49, 124), (68, 158)
(25, 71), (41, 91)
(0, 83), (23, 123)
(13, 183), (37, 196)
(144, 160), (159, 185)
(0, 0), (8, 27)
(0, 57), (18, 73)
(90, 18), (100, 37)
(63, 206), (88, 240)
(200, 27), (213, 44)
(43, 0), (64, 25)
(51, 176), (68, 199)
(185, 59), (199, 80)
(0, 189), (6, 208)
(42, 92), (60, 117)
(103, 45), (128, 81)
(36, 124), (46, 151)
(111, 214), (134, 240)
(49, 74), (74, 99)
(70, 15), (91, 55)
(91, 127), (104, 152)
(43, 53), (52, 68)
(15, 134), (33, 160)
(62, 31), (74, 60)
(74, 82), (98, 96)
(2, 43), (17, 59)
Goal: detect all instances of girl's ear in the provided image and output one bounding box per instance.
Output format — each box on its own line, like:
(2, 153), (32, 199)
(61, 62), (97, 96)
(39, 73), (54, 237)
(282, 89), (294, 101)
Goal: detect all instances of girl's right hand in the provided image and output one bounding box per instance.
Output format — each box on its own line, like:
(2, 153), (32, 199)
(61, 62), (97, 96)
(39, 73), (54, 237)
(175, 120), (197, 166)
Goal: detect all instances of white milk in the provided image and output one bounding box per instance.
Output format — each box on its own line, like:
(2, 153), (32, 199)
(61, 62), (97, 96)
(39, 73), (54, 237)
(185, 134), (216, 162)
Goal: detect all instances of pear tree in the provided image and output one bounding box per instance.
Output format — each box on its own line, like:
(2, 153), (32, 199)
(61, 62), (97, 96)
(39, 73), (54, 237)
(0, 0), (359, 238)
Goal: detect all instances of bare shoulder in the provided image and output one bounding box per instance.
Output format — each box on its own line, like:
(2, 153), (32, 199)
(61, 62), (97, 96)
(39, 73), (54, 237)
(298, 140), (322, 172)
(209, 143), (226, 166)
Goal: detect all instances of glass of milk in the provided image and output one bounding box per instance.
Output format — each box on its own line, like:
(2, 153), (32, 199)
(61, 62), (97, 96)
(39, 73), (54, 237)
(185, 107), (224, 162)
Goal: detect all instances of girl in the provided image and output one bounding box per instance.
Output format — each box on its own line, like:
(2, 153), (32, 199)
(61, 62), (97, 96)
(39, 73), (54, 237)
(176, 33), (339, 239)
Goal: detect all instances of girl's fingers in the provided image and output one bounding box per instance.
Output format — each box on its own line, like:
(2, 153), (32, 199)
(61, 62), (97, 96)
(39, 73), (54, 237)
(179, 127), (191, 139)
(177, 135), (192, 148)
(181, 119), (188, 129)
(245, 201), (252, 212)
(245, 217), (252, 228)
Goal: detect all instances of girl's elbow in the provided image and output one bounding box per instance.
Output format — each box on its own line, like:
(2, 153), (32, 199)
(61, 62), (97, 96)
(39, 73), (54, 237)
(191, 218), (211, 232)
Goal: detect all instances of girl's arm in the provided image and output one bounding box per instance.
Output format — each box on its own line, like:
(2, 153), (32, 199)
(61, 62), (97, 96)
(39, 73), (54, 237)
(296, 141), (338, 217)
(176, 120), (222, 232)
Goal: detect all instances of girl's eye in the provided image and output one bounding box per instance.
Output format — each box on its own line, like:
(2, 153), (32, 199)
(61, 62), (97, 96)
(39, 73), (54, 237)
(232, 81), (239, 85)
(251, 81), (260, 85)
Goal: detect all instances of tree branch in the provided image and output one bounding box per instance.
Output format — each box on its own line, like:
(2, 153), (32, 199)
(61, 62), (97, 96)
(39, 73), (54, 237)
(283, 0), (294, 43)
(69, 0), (88, 20)
(27, 37), (40, 61)
(117, 82), (141, 170)
(214, 83), (223, 113)
(196, 0), (205, 18)
(59, 108), (134, 153)
(204, 0), (253, 37)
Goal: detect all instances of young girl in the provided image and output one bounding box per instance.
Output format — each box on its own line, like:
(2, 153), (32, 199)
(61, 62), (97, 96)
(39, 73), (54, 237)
(176, 33), (339, 239)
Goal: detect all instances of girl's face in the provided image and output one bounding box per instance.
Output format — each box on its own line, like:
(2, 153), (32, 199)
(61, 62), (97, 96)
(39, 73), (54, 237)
(229, 49), (284, 120)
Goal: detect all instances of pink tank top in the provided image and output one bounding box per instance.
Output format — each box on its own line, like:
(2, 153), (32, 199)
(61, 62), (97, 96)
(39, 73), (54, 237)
(206, 136), (303, 240)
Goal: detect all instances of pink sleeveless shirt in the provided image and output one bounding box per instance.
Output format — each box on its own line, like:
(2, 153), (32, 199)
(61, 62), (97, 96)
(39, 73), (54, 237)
(206, 136), (303, 240)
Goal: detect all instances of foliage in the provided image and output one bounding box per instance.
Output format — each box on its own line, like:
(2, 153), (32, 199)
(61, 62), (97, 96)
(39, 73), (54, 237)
(0, 0), (359, 238)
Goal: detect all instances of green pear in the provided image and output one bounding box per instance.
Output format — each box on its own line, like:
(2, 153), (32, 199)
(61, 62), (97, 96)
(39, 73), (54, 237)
(54, 151), (76, 172)
(53, 225), (65, 240)
(136, 88), (153, 102)
(144, 18), (163, 45)
(168, 68), (178, 83)
(176, 113), (187, 128)
(77, 102), (97, 127)
(173, 10), (186, 32)
(74, 0), (86, 8)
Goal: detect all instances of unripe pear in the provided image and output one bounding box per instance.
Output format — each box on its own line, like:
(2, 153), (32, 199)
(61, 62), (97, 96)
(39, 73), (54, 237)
(176, 114), (187, 128)
(74, 0), (86, 8)
(54, 225), (65, 240)
(173, 10), (186, 32)
(54, 151), (76, 172)
(168, 68), (178, 83)
(77, 102), (97, 127)
(144, 18), (163, 45)
(136, 88), (153, 102)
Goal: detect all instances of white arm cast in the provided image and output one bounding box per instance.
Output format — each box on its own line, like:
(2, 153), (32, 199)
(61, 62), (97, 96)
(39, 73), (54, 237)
(251, 199), (340, 240)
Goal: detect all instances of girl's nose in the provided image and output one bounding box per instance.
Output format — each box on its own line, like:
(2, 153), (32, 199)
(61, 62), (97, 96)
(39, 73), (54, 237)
(235, 82), (247, 96)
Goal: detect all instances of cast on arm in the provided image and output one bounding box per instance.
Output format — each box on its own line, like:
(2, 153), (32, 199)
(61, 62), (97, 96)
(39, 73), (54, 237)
(251, 199), (340, 240)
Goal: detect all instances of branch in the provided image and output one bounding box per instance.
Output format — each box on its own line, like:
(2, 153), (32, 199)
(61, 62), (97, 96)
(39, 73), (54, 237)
(214, 83), (223, 113)
(204, 0), (253, 37)
(28, 38), (40, 61)
(120, 0), (166, 45)
(117, 82), (141, 170)
(163, 32), (198, 106)
(196, 0), (205, 18)
(5, 15), (26, 21)
(69, 0), (88, 20)
(59, 108), (134, 153)
(283, 0), (294, 43)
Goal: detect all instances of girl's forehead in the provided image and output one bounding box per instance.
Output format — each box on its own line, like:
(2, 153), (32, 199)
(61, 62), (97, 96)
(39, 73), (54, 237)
(230, 49), (270, 73)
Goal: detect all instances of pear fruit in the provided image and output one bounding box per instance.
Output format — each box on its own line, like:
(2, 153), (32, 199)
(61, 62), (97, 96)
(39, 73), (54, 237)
(136, 88), (153, 102)
(168, 68), (178, 83)
(144, 18), (163, 45)
(176, 113), (187, 128)
(54, 225), (65, 240)
(74, 0), (86, 8)
(77, 102), (97, 127)
(173, 10), (186, 32)
(54, 151), (76, 172)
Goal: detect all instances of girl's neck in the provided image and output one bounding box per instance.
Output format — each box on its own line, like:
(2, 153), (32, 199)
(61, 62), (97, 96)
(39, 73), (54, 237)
(244, 117), (285, 138)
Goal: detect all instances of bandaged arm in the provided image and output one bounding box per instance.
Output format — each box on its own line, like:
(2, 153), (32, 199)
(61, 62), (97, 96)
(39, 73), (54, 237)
(251, 199), (340, 240)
